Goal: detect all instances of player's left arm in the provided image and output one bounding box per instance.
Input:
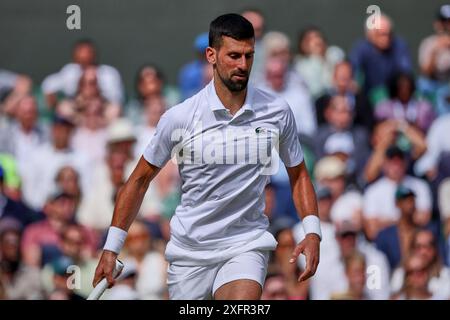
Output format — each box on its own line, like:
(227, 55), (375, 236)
(286, 161), (320, 282)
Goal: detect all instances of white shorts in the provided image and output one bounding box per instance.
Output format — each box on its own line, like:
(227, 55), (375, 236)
(167, 250), (270, 300)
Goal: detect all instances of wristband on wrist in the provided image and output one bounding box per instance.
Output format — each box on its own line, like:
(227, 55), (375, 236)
(103, 226), (128, 254)
(302, 215), (322, 241)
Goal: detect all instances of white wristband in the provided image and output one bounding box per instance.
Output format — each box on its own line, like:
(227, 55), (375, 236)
(103, 226), (128, 254)
(302, 215), (322, 241)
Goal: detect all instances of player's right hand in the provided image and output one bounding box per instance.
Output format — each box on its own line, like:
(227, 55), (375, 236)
(93, 250), (119, 288)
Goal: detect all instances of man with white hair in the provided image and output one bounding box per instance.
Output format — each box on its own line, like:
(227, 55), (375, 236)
(350, 14), (412, 104)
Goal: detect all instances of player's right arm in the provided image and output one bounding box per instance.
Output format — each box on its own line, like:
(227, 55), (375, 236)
(93, 156), (160, 288)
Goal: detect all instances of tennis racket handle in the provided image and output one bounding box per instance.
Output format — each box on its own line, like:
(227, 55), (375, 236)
(87, 259), (124, 300)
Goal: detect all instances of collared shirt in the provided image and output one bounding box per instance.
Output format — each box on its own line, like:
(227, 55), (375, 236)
(144, 80), (304, 265)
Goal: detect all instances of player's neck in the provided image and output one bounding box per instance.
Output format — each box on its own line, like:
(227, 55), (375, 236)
(213, 77), (247, 116)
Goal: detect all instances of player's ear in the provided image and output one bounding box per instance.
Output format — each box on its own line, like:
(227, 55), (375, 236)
(206, 46), (217, 65)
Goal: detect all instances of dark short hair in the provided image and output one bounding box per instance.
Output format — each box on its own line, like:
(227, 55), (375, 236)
(209, 13), (254, 48)
(388, 71), (416, 99)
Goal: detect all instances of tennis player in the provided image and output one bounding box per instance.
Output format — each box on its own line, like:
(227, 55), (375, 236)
(93, 13), (321, 300)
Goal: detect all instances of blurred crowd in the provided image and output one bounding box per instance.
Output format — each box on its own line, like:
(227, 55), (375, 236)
(1, 6), (450, 300)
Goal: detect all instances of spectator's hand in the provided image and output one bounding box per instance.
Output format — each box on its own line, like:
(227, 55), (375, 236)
(290, 233), (320, 282)
(93, 250), (119, 288)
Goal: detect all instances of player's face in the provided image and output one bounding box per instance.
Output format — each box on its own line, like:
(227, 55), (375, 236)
(207, 36), (255, 92)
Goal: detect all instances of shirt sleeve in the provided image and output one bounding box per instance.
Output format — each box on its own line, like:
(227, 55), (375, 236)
(143, 109), (180, 168)
(278, 100), (304, 167)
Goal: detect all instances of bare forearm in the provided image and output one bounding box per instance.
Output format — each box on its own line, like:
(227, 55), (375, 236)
(290, 166), (318, 220)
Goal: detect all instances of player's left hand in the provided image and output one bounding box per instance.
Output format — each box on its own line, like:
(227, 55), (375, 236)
(289, 233), (320, 282)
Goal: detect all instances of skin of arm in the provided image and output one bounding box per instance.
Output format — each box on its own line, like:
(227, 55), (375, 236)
(286, 161), (320, 282)
(93, 156), (160, 287)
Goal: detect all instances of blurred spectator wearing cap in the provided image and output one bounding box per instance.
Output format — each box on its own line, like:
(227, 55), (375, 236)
(0, 165), (43, 228)
(315, 61), (374, 131)
(417, 5), (450, 107)
(363, 147), (432, 240)
(261, 273), (289, 300)
(0, 96), (48, 175)
(293, 26), (345, 99)
(268, 217), (308, 299)
(364, 120), (427, 185)
(241, 8), (266, 85)
(375, 185), (439, 270)
(350, 14), (412, 106)
(315, 95), (371, 184)
(0, 218), (43, 299)
(178, 32), (209, 100)
(0, 68), (32, 118)
(314, 156), (363, 230)
(19, 115), (91, 210)
(21, 190), (97, 267)
(390, 229), (450, 299)
(333, 220), (391, 299)
(71, 98), (108, 166)
(374, 72), (435, 133)
(125, 64), (179, 126)
(46, 256), (84, 300)
(41, 39), (124, 109)
(121, 220), (167, 299)
(104, 261), (139, 300)
(293, 183), (346, 299)
(40, 223), (97, 298)
(438, 178), (450, 265)
(391, 252), (445, 300)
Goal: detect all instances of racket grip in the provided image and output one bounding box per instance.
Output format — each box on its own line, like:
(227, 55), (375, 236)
(87, 259), (124, 300)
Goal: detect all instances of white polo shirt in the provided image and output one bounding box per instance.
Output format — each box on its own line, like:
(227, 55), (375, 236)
(143, 80), (304, 266)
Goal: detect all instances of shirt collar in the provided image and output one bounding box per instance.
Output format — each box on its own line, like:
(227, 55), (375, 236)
(206, 80), (254, 113)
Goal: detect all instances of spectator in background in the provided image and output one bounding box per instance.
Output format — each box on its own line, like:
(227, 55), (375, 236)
(260, 55), (316, 137)
(417, 5), (450, 106)
(41, 39), (124, 108)
(21, 190), (97, 267)
(121, 220), (167, 299)
(390, 229), (450, 299)
(0, 165), (43, 228)
(241, 9), (266, 85)
(315, 95), (371, 183)
(0, 96), (47, 176)
(350, 14), (412, 105)
(20, 115), (91, 210)
(134, 97), (165, 159)
(40, 224), (97, 298)
(364, 120), (427, 185)
(363, 147), (432, 240)
(331, 252), (368, 300)
(125, 64), (178, 125)
(391, 253), (443, 300)
(315, 60), (374, 130)
(438, 178), (450, 265)
(261, 273), (289, 300)
(46, 256), (84, 300)
(294, 26), (345, 98)
(375, 186), (439, 270)
(375, 72), (435, 133)
(0, 69), (32, 118)
(0, 218), (42, 299)
(334, 220), (391, 299)
(54, 166), (82, 208)
(71, 98), (108, 166)
(178, 33), (209, 100)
